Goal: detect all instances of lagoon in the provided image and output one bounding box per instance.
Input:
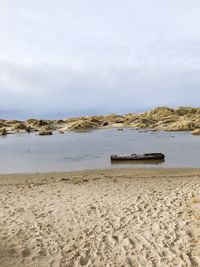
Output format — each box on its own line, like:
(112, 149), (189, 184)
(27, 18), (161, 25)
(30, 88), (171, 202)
(0, 129), (200, 174)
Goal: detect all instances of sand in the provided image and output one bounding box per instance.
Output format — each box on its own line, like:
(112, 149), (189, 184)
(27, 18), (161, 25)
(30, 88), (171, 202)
(0, 168), (200, 267)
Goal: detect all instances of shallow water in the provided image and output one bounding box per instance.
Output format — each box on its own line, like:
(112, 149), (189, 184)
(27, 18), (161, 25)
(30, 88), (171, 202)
(0, 129), (200, 174)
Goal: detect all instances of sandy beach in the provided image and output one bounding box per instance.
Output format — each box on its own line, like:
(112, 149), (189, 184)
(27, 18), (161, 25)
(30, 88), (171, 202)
(0, 168), (200, 267)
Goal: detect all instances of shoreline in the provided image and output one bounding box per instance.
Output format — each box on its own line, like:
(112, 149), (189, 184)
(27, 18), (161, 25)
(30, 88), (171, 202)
(1, 167), (200, 184)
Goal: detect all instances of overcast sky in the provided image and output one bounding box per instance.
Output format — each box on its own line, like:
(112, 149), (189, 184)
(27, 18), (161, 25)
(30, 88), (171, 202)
(0, 0), (200, 119)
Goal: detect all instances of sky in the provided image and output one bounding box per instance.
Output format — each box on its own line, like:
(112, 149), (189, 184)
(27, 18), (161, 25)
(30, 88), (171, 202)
(0, 0), (200, 119)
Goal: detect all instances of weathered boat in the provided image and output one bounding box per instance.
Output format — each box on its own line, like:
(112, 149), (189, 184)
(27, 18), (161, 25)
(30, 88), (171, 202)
(110, 153), (165, 161)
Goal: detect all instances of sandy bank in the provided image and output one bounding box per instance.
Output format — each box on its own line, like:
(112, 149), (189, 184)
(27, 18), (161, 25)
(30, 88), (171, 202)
(0, 168), (200, 266)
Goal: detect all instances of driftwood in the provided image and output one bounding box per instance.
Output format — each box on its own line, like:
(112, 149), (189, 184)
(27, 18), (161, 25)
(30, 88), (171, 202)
(111, 153), (165, 161)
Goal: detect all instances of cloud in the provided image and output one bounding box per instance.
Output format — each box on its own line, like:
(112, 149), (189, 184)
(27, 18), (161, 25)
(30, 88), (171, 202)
(0, 0), (200, 118)
(0, 52), (199, 119)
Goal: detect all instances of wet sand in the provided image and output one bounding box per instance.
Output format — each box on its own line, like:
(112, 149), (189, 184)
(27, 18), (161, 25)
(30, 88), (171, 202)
(0, 168), (200, 267)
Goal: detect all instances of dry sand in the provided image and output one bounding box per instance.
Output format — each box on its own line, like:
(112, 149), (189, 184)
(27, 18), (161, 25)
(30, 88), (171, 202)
(0, 168), (200, 267)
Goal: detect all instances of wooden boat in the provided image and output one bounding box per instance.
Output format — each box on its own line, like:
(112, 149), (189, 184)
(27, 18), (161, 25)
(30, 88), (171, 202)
(110, 153), (165, 161)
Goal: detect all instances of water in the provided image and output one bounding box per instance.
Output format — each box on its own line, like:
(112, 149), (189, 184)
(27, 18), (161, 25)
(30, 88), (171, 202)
(0, 129), (200, 174)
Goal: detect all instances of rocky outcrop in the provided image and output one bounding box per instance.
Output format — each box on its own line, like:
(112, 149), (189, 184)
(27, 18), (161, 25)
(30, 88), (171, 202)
(1, 106), (200, 135)
(146, 107), (177, 118)
(176, 107), (200, 116)
(38, 131), (53, 136)
(124, 107), (200, 134)
(192, 129), (200, 135)
(12, 123), (31, 132)
(27, 119), (48, 126)
(67, 119), (100, 131)
(0, 128), (7, 135)
(103, 114), (125, 123)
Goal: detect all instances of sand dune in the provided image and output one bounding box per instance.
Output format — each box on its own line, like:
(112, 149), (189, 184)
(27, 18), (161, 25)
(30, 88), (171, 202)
(0, 169), (200, 266)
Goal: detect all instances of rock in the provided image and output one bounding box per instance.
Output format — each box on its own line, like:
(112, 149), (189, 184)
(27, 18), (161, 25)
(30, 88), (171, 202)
(115, 119), (125, 123)
(6, 120), (22, 125)
(132, 122), (149, 129)
(147, 107), (177, 117)
(12, 123), (28, 131)
(38, 131), (53, 136)
(1, 106), (200, 134)
(103, 114), (125, 123)
(27, 119), (48, 127)
(168, 121), (196, 131)
(0, 128), (7, 135)
(125, 107), (200, 132)
(90, 117), (102, 124)
(156, 115), (179, 124)
(36, 120), (48, 126)
(176, 107), (199, 116)
(128, 116), (156, 128)
(26, 127), (32, 133)
(26, 119), (38, 124)
(0, 122), (7, 128)
(192, 129), (200, 135)
(57, 120), (65, 124)
(40, 125), (55, 131)
(68, 119), (99, 130)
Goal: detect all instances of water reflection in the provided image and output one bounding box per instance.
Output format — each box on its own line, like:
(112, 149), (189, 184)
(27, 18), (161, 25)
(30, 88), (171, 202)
(111, 159), (165, 165)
